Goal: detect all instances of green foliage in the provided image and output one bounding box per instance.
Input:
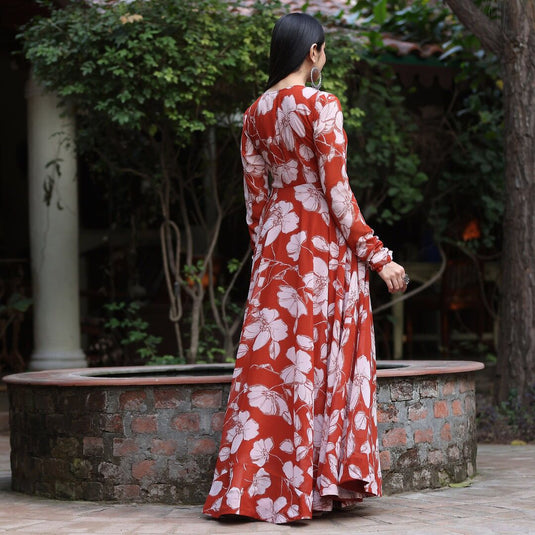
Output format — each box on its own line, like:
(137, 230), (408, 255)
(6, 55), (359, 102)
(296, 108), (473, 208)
(345, 65), (428, 224)
(182, 260), (206, 288)
(355, 0), (453, 43)
(148, 354), (185, 366)
(196, 321), (228, 363)
(226, 258), (241, 275)
(0, 293), (32, 316)
(22, 0), (274, 140)
(20, 0), (280, 362)
(431, 26), (503, 251)
(478, 385), (535, 443)
(433, 83), (504, 251)
(350, 0), (504, 248)
(20, 0), (505, 360)
(20, 0), (278, 191)
(104, 301), (166, 362)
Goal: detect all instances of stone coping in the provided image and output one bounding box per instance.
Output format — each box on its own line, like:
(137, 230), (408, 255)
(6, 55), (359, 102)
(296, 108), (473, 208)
(3, 360), (484, 387)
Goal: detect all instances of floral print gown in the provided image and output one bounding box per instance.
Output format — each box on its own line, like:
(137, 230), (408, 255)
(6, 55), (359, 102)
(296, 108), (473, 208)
(203, 86), (392, 524)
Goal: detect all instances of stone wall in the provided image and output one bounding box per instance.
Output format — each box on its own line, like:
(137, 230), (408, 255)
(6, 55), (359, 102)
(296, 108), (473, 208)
(7, 371), (478, 504)
(377, 373), (477, 493)
(9, 383), (231, 503)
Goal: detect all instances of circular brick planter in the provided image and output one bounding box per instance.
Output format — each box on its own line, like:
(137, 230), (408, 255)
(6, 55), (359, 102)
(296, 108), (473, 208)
(4, 360), (483, 503)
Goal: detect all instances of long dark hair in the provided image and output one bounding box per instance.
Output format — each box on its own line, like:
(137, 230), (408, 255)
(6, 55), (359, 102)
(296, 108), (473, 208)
(265, 13), (325, 91)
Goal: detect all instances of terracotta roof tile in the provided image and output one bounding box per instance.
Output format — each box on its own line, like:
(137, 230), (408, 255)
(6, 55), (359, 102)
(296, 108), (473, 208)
(238, 0), (444, 59)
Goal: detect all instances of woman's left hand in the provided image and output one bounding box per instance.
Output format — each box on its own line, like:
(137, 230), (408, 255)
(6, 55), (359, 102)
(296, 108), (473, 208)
(377, 261), (407, 294)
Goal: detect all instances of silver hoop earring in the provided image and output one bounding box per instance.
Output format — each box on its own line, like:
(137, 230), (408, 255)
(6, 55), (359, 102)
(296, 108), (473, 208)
(310, 66), (322, 90)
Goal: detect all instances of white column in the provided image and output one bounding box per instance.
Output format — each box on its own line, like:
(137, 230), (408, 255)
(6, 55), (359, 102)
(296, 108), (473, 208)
(26, 77), (86, 370)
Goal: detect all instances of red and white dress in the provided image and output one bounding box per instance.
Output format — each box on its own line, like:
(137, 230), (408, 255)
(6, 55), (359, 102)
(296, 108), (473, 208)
(203, 85), (392, 524)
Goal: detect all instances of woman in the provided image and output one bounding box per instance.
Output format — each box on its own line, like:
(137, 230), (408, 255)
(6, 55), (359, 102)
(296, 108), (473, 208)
(203, 12), (407, 524)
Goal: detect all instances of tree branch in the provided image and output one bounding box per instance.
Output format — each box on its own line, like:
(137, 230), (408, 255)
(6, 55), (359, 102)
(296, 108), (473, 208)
(444, 0), (504, 58)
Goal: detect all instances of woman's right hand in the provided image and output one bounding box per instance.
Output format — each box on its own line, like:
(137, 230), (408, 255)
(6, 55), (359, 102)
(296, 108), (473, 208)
(378, 261), (407, 294)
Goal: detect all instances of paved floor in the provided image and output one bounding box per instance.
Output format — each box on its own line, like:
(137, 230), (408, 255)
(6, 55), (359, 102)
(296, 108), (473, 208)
(0, 433), (533, 534)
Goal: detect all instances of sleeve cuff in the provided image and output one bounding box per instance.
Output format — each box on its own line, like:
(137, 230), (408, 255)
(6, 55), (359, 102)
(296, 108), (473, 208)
(369, 248), (393, 272)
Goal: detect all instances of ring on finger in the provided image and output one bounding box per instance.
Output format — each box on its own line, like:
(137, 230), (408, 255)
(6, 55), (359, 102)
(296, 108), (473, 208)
(403, 274), (410, 285)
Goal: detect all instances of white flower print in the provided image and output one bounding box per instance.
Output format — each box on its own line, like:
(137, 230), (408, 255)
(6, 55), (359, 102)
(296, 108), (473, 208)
(286, 231), (306, 262)
(271, 160), (298, 186)
(226, 487), (242, 509)
(208, 479), (223, 497)
(235, 343), (248, 361)
(361, 441), (371, 455)
(250, 438), (274, 467)
(329, 240), (340, 258)
(302, 86), (317, 99)
(280, 439), (294, 454)
(218, 446), (231, 462)
(328, 453), (339, 479)
(313, 367), (325, 400)
(312, 235), (329, 252)
(248, 385), (291, 423)
(369, 246), (392, 267)
(261, 200), (299, 246)
(204, 88), (384, 523)
(269, 341), (281, 360)
(275, 95), (309, 150)
(282, 347), (312, 377)
(356, 232), (376, 260)
(358, 262), (369, 296)
(257, 91), (276, 115)
(283, 461), (305, 488)
(303, 165), (319, 184)
(313, 414), (325, 449)
(317, 410), (341, 464)
(256, 497), (288, 524)
(314, 96), (345, 144)
(295, 184), (328, 214)
(278, 285), (307, 318)
(327, 348), (344, 391)
(296, 445), (309, 462)
(226, 410), (260, 454)
(242, 136), (266, 177)
(299, 144), (314, 161)
(243, 308), (288, 351)
(344, 271), (360, 315)
(287, 505), (300, 519)
(349, 355), (372, 409)
(248, 467), (272, 497)
(303, 258), (329, 316)
(281, 348), (313, 403)
(348, 464), (363, 480)
(297, 334), (314, 351)
(354, 411), (368, 431)
(330, 181), (355, 234)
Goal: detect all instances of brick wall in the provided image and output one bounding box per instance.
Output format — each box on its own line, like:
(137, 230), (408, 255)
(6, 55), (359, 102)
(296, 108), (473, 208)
(377, 373), (477, 493)
(7, 372), (478, 504)
(9, 383), (231, 503)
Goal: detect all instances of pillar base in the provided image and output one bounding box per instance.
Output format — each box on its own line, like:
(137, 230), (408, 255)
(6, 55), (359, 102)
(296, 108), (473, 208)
(28, 350), (86, 371)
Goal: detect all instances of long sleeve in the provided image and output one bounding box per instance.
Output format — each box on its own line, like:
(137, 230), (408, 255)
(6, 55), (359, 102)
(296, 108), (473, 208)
(241, 113), (269, 250)
(313, 93), (392, 271)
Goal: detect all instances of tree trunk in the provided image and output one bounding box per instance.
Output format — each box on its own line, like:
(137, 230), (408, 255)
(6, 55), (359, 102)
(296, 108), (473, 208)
(496, 1), (535, 402)
(445, 0), (535, 401)
(188, 288), (203, 364)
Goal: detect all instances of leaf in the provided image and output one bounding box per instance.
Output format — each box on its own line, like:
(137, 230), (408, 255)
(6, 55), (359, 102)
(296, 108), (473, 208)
(373, 0), (388, 25)
(448, 480), (472, 488)
(7, 294), (33, 312)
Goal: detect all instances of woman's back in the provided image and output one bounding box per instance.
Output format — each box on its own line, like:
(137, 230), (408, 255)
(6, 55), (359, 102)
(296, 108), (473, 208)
(243, 85), (344, 190)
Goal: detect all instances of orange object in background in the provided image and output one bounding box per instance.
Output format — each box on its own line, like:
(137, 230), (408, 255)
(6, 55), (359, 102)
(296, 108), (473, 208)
(462, 219), (481, 241)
